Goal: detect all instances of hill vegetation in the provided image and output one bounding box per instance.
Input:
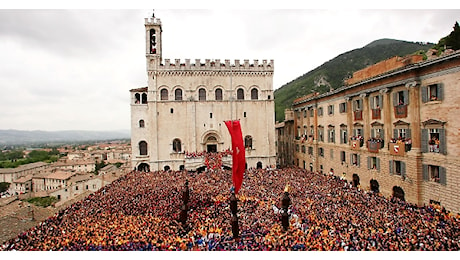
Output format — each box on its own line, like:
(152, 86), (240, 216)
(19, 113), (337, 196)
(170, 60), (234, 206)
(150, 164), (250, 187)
(274, 39), (434, 122)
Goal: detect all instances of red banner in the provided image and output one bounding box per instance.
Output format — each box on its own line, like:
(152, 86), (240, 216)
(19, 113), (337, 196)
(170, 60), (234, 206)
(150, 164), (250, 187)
(225, 120), (246, 194)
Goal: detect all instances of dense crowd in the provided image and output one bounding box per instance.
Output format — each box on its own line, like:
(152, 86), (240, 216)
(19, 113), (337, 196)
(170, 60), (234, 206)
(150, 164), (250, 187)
(1, 166), (459, 251)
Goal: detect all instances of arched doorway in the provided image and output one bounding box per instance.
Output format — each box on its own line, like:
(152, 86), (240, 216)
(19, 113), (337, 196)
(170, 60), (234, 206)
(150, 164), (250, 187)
(392, 186), (405, 201)
(179, 165), (185, 171)
(257, 161), (263, 169)
(137, 163), (150, 172)
(164, 165), (170, 171)
(370, 179), (379, 193)
(202, 132), (220, 153)
(352, 174), (360, 187)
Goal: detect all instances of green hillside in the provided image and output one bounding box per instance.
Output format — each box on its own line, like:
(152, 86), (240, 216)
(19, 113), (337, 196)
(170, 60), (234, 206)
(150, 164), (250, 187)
(274, 38), (434, 122)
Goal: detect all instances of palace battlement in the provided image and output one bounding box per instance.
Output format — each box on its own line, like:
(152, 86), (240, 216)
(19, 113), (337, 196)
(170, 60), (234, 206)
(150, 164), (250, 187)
(158, 58), (274, 71)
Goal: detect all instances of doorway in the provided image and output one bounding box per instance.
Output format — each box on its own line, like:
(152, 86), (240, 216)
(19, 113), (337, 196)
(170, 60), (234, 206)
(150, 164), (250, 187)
(137, 163), (150, 172)
(370, 179), (379, 193)
(207, 144), (217, 153)
(392, 186), (405, 201)
(352, 174), (360, 187)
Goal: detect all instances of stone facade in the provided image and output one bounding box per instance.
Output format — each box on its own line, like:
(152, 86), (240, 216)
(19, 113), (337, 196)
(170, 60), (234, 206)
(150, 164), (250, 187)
(280, 50), (460, 214)
(130, 16), (276, 171)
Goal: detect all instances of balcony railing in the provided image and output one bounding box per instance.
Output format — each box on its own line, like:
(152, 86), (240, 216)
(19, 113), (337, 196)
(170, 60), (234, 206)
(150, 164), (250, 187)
(354, 110), (363, 121)
(372, 108), (381, 120)
(394, 104), (408, 118)
(350, 138), (363, 150)
(367, 139), (384, 153)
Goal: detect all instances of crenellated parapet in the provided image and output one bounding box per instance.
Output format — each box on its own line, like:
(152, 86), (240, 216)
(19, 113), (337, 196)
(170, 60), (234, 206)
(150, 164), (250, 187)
(155, 58), (274, 72)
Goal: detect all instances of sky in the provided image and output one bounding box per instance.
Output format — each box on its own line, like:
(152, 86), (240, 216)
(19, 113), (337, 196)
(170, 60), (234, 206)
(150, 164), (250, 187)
(0, 1), (459, 131)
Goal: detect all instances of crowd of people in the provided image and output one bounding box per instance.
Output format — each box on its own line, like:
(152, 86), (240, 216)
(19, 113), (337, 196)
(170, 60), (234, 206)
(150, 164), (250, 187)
(1, 166), (459, 251)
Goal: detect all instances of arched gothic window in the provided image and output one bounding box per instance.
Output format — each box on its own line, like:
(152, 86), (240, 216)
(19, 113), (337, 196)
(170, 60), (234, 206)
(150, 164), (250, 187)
(139, 141), (148, 155)
(173, 138), (182, 152)
(237, 89), (244, 100)
(199, 88), (206, 101)
(160, 89), (168, 100)
(175, 89), (183, 101)
(251, 88), (259, 100)
(215, 88), (223, 100)
(141, 93), (147, 104)
(244, 135), (253, 149)
(139, 120), (145, 128)
(135, 93), (140, 104)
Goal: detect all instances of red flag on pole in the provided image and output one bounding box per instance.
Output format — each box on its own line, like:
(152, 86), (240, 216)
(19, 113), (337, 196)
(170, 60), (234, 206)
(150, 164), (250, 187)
(225, 120), (245, 194)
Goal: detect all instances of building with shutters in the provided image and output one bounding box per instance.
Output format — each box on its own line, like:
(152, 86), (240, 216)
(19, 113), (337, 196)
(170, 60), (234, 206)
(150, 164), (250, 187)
(283, 49), (460, 213)
(130, 14), (276, 172)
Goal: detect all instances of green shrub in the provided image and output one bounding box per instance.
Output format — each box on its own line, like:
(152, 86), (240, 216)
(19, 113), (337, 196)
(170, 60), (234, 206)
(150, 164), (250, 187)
(25, 196), (58, 207)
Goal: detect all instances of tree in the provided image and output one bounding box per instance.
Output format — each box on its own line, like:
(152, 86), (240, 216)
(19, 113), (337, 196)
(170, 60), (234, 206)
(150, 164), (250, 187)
(437, 22), (460, 50)
(0, 182), (10, 193)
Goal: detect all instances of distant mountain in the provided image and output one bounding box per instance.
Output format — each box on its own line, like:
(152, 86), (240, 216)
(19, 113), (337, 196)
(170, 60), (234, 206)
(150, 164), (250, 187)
(0, 129), (130, 146)
(274, 38), (435, 122)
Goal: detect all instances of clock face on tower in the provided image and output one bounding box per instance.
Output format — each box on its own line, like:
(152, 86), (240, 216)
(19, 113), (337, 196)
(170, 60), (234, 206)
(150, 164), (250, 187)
(150, 29), (156, 54)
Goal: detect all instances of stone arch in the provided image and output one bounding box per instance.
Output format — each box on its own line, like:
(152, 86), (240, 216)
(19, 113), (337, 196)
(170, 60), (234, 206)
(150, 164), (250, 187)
(164, 165), (171, 171)
(257, 161), (263, 169)
(352, 173), (360, 187)
(370, 179), (379, 193)
(250, 86), (260, 100)
(137, 163), (150, 172)
(160, 87), (169, 100)
(139, 141), (148, 155)
(172, 85), (183, 101)
(213, 85), (224, 100)
(392, 186), (405, 201)
(201, 130), (221, 153)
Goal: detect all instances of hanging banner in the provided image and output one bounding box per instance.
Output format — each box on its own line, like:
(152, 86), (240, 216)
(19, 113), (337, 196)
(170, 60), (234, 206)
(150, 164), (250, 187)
(225, 120), (246, 194)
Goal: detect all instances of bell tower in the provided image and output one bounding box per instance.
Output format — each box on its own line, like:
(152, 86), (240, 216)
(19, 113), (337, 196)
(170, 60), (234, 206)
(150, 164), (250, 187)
(145, 10), (162, 70)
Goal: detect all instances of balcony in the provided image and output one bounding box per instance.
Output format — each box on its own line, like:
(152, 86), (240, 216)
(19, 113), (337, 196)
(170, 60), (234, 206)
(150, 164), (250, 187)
(354, 110), (363, 121)
(394, 104), (407, 118)
(389, 142), (405, 156)
(372, 108), (381, 120)
(367, 139), (384, 153)
(350, 137), (363, 150)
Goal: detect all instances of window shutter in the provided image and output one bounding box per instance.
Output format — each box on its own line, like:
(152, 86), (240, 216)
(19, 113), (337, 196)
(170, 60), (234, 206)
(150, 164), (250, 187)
(371, 129), (375, 138)
(421, 129), (428, 153)
(403, 90), (409, 105)
(389, 160), (394, 175)
(370, 97), (375, 109)
(422, 164), (429, 181)
(393, 92), (398, 106)
(344, 102), (347, 112)
(353, 100), (357, 111)
(331, 105), (334, 115)
(340, 130), (344, 144)
(376, 158), (380, 172)
(357, 154), (360, 167)
(439, 166), (447, 185)
(439, 128), (447, 155)
(381, 129), (385, 141)
(367, 157), (371, 170)
(421, 86), (428, 103)
(406, 128), (411, 139)
(437, 83), (444, 101)
(350, 154), (353, 164)
(379, 95), (383, 108)
(328, 129), (331, 143)
(393, 129), (398, 139)
(401, 162), (406, 177)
